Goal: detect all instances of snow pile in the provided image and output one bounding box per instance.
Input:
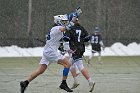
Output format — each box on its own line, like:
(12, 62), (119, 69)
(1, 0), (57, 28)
(0, 42), (140, 57)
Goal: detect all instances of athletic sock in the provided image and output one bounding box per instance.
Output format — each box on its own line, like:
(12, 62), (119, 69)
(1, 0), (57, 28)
(73, 77), (78, 83)
(25, 80), (29, 85)
(87, 77), (92, 83)
(62, 80), (66, 84)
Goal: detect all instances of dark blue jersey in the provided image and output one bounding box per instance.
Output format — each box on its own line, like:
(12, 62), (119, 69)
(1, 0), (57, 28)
(90, 34), (102, 44)
(64, 24), (89, 60)
(90, 33), (102, 51)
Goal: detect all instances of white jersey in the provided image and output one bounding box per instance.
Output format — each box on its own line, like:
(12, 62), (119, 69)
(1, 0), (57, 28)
(44, 26), (63, 51)
(40, 26), (65, 65)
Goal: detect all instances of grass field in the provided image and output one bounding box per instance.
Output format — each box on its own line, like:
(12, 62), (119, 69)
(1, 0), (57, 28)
(0, 56), (140, 93)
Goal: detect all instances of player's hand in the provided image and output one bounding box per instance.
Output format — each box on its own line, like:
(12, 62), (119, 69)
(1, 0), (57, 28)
(68, 49), (76, 54)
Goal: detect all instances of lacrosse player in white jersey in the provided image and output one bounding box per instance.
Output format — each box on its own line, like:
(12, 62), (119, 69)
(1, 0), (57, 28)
(20, 14), (75, 93)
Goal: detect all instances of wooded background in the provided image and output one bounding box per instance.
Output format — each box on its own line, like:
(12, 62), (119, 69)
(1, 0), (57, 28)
(0, 0), (140, 47)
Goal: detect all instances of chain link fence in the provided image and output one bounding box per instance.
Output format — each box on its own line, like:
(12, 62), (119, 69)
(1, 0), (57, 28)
(0, 0), (140, 47)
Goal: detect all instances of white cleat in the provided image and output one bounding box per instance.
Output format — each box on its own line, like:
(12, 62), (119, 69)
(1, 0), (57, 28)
(89, 82), (95, 92)
(76, 72), (80, 77)
(71, 82), (80, 89)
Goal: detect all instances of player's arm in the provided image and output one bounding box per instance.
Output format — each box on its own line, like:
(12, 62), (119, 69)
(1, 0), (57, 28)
(59, 21), (75, 32)
(84, 31), (90, 42)
(81, 26), (90, 42)
(99, 35), (105, 50)
(84, 35), (90, 42)
(99, 40), (105, 50)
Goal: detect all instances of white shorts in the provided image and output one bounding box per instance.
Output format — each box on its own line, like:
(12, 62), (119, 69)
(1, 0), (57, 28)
(39, 47), (65, 65)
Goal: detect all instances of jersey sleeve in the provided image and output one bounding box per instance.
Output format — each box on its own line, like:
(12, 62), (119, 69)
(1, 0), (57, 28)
(51, 26), (62, 33)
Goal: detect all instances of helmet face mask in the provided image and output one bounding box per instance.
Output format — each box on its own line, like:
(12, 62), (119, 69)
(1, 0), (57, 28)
(60, 20), (69, 26)
(54, 15), (68, 26)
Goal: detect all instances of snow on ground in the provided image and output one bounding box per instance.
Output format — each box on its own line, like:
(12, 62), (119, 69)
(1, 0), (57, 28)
(0, 42), (140, 57)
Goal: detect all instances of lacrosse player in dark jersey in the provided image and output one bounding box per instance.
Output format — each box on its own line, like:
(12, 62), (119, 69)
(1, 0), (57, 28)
(88, 26), (105, 64)
(63, 19), (95, 92)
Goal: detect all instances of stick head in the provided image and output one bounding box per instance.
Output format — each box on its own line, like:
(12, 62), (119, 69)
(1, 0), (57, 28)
(76, 6), (82, 15)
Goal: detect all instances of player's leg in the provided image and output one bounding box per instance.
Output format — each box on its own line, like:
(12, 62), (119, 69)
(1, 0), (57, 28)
(66, 56), (80, 89)
(70, 63), (80, 89)
(45, 49), (73, 92)
(88, 51), (94, 65)
(70, 58), (80, 76)
(75, 59), (95, 92)
(57, 58), (73, 92)
(43, 50), (73, 92)
(20, 60), (48, 93)
(97, 51), (102, 64)
(96, 45), (102, 64)
(88, 45), (96, 65)
(28, 64), (47, 82)
(75, 63), (80, 76)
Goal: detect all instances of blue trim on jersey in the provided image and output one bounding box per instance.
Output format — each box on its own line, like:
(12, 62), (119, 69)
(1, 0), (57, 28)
(63, 68), (69, 76)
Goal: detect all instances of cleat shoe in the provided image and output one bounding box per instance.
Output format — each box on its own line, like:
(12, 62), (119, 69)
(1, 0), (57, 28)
(20, 81), (28, 93)
(59, 83), (73, 92)
(71, 82), (80, 89)
(87, 60), (91, 65)
(87, 60), (93, 66)
(76, 72), (80, 77)
(89, 82), (95, 92)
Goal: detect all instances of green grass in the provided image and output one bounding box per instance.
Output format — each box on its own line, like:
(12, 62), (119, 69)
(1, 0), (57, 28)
(0, 56), (140, 93)
(0, 56), (139, 63)
(0, 56), (139, 68)
(0, 57), (41, 68)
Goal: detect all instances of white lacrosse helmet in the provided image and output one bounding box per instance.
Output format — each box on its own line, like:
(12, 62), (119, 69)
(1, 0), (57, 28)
(54, 14), (68, 26)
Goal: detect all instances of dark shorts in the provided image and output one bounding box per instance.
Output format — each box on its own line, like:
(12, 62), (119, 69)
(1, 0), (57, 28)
(72, 49), (84, 60)
(92, 44), (101, 52)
